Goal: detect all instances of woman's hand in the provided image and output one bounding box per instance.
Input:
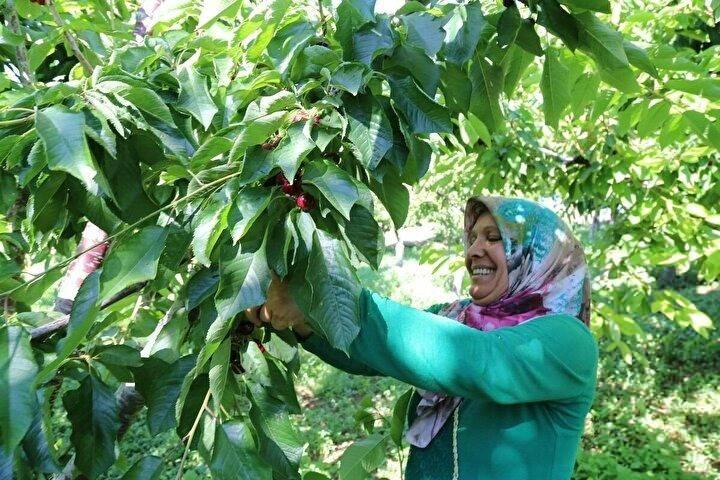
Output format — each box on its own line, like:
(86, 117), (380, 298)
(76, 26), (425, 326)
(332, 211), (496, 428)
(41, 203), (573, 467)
(244, 272), (312, 338)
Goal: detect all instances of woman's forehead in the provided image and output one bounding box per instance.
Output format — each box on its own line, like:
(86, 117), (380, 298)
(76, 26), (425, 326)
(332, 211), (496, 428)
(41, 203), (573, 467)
(472, 212), (500, 230)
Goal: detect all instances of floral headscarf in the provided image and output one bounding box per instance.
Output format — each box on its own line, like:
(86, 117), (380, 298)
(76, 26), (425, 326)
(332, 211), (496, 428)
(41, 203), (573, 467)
(405, 196), (591, 448)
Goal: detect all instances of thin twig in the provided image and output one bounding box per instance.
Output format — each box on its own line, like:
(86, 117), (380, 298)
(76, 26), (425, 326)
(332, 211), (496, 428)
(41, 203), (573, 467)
(176, 389), (211, 480)
(317, 0), (326, 36)
(0, 115), (34, 127)
(48, 0), (94, 73)
(4, 0), (34, 84)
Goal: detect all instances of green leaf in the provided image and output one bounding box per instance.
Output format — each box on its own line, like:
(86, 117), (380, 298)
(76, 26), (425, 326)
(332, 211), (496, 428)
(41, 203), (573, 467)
(636, 100), (671, 137)
(570, 72), (600, 116)
(307, 231), (361, 353)
(469, 56), (504, 132)
(598, 65), (640, 94)
(502, 44), (535, 97)
(339, 434), (388, 480)
(21, 390), (59, 474)
(120, 456), (163, 480)
(104, 138), (159, 223)
(442, 2), (485, 64)
(62, 375), (120, 480)
(0, 326), (38, 455)
(192, 194), (232, 267)
(540, 48), (572, 128)
(246, 0), (292, 61)
(247, 384), (304, 478)
(198, 0), (243, 29)
(209, 421), (272, 480)
(623, 40), (658, 78)
(267, 20), (316, 76)
(335, 0), (376, 57)
(559, 0), (610, 13)
(187, 268), (220, 311)
(345, 94), (393, 169)
(352, 17), (396, 65)
(192, 137), (233, 167)
(213, 243), (271, 331)
(230, 111), (288, 161)
(403, 12), (445, 57)
(538, 0), (579, 51)
(91, 344), (142, 367)
(516, 20), (543, 56)
(99, 226), (169, 303)
(575, 12), (628, 69)
(208, 339), (230, 411)
(497, 5), (521, 48)
(120, 87), (177, 126)
(390, 76), (452, 134)
(0, 24), (23, 47)
(303, 160), (360, 220)
(666, 78), (720, 101)
(330, 62), (370, 95)
(27, 37), (58, 71)
(177, 65), (218, 129)
(383, 43), (440, 96)
(132, 355), (195, 435)
(30, 173), (67, 232)
(269, 122), (316, 181)
(35, 271), (101, 386)
(440, 62), (472, 114)
(36, 106), (107, 195)
(370, 168), (409, 229)
(228, 187), (274, 243)
(390, 388), (413, 446)
(344, 205), (383, 269)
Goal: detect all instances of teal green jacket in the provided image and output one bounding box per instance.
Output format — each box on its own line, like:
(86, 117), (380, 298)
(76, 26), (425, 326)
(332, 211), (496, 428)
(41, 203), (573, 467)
(300, 289), (599, 480)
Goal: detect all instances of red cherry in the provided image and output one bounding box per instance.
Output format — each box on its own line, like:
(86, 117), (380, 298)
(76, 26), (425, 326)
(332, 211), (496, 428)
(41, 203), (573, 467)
(275, 172), (290, 187)
(296, 193), (316, 211)
(276, 172), (303, 195)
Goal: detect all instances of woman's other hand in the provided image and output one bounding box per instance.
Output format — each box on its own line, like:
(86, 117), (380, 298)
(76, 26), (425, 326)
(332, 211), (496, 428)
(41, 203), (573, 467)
(244, 273), (311, 337)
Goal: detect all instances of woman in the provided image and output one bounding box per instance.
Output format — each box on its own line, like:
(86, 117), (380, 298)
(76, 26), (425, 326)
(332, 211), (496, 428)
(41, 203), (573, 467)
(247, 196), (598, 480)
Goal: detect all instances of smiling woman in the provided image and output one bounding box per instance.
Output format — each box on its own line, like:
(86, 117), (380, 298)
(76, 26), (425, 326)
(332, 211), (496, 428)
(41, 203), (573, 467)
(248, 196), (598, 480)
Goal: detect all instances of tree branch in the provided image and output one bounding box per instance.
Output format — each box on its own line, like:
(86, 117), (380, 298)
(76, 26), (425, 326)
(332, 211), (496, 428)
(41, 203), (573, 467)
(30, 282), (147, 341)
(48, 0), (94, 74)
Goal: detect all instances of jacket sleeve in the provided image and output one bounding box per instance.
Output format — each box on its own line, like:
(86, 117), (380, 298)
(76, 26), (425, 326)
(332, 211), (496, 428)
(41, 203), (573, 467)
(344, 289), (598, 403)
(297, 300), (448, 377)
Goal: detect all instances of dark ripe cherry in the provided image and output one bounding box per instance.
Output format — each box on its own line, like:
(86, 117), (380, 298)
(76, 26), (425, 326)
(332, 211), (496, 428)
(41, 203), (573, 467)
(275, 172), (290, 186)
(296, 193), (316, 211)
(503, 0), (514, 7)
(283, 182), (303, 195)
(236, 321), (255, 335)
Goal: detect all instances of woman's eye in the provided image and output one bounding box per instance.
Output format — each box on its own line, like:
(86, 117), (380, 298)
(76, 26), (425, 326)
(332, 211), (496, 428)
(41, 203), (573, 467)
(489, 237), (501, 242)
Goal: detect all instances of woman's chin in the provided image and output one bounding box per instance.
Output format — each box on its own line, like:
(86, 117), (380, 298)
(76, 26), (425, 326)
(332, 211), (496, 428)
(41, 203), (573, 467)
(469, 285), (493, 305)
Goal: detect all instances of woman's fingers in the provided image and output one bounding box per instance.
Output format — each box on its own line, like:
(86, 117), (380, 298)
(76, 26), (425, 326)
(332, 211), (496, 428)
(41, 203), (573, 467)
(259, 304), (272, 324)
(245, 306), (262, 326)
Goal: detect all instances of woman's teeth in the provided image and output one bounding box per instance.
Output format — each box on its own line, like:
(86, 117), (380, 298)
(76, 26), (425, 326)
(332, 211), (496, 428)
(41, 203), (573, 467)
(472, 267), (495, 276)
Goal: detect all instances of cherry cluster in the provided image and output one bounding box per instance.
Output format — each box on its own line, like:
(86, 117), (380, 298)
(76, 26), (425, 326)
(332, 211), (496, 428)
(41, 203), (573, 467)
(275, 172), (316, 211)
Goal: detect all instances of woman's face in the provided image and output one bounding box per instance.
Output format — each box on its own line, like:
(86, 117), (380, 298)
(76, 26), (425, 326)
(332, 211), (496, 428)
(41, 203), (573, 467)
(465, 212), (509, 305)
